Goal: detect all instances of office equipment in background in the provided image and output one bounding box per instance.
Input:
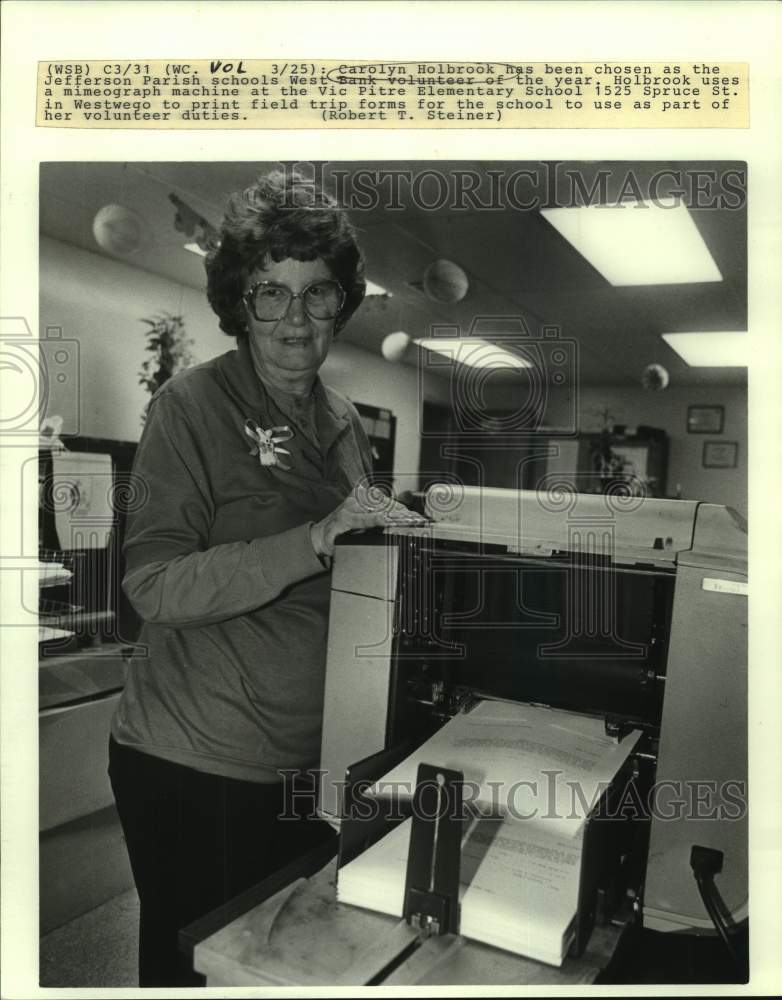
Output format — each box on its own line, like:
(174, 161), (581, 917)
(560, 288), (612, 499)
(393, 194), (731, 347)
(38, 437), (141, 651)
(353, 401), (396, 487)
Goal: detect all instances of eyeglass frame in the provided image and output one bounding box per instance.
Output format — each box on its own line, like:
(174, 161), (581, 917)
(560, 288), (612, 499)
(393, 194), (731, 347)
(242, 278), (347, 322)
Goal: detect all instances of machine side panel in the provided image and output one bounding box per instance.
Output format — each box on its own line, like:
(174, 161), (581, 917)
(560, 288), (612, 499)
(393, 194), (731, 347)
(643, 562), (748, 931)
(319, 588), (396, 820)
(331, 536), (399, 600)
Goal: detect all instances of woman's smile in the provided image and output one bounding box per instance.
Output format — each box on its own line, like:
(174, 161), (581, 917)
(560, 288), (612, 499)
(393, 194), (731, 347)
(280, 334), (313, 345)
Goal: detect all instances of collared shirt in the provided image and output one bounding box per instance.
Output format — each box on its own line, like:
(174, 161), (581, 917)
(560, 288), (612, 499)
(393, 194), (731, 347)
(111, 339), (374, 782)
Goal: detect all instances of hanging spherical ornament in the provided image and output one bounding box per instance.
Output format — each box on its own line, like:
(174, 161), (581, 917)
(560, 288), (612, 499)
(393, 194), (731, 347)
(422, 259), (469, 304)
(641, 362), (670, 391)
(92, 204), (147, 257)
(381, 331), (411, 362)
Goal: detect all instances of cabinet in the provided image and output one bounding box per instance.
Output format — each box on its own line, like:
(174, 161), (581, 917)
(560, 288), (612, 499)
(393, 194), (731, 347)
(528, 431), (669, 498)
(419, 404), (668, 499)
(39, 646), (135, 933)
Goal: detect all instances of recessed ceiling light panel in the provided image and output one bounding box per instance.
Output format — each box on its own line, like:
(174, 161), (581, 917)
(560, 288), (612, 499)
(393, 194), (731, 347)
(541, 197), (722, 286)
(415, 338), (533, 369)
(661, 331), (747, 367)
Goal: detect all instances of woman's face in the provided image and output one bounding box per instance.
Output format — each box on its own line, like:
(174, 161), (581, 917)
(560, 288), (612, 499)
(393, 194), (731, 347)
(243, 257), (337, 382)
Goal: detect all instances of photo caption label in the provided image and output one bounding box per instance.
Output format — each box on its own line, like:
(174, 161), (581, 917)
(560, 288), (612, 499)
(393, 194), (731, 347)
(37, 60), (749, 129)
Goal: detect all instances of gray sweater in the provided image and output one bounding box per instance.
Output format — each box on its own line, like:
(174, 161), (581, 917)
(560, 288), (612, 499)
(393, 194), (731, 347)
(111, 339), (373, 782)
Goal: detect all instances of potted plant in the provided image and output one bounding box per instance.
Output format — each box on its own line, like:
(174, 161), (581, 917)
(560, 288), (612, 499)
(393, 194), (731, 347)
(138, 313), (196, 420)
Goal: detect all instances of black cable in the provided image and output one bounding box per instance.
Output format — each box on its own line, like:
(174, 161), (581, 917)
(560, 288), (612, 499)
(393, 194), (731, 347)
(693, 872), (740, 965)
(689, 845), (741, 966)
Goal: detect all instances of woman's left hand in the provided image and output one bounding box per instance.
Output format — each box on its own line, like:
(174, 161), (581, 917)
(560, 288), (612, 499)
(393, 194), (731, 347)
(310, 484), (429, 558)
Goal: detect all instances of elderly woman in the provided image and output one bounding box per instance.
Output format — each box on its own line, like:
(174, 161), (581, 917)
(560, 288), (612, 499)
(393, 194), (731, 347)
(109, 169), (424, 986)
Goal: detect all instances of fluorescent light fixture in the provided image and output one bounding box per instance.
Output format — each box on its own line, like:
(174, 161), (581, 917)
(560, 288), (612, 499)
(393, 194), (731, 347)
(662, 331), (747, 367)
(183, 242), (207, 257)
(415, 338), (533, 369)
(366, 279), (391, 297)
(541, 196), (722, 286)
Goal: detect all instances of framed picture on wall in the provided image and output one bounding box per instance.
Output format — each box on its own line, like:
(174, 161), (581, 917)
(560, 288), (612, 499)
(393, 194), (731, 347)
(703, 440), (738, 469)
(687, 405), (725, 434)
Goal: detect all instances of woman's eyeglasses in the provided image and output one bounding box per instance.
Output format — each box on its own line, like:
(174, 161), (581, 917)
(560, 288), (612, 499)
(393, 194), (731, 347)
(243, 279), (346, 322)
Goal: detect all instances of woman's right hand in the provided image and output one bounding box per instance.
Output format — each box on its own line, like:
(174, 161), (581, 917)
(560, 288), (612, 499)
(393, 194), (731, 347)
(310, 484), (429, 559)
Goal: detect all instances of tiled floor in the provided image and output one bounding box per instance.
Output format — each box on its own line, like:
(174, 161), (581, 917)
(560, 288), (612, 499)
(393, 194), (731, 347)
(39, 889), (140, 988)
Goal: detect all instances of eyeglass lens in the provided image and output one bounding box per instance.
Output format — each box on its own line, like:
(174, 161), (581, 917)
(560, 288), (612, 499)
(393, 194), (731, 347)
(250, 280), (343, 320)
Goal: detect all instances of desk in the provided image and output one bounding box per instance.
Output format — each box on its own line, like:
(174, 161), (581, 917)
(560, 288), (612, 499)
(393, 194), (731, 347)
(192, 858), (624, 987)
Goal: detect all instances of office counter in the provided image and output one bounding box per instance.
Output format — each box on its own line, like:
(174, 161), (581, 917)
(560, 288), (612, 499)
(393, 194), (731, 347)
(190, 854), (623, 987)
(39, 644), (135, 932)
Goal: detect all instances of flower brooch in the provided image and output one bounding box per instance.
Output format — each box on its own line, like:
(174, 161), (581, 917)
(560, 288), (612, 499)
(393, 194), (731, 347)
(244, 418), (294, 471)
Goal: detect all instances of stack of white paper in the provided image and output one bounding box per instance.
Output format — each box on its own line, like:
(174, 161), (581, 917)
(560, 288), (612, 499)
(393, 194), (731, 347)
(370, 699), (641, 837)
(337, 814), (583, 966)
(337, 699), (641, 965)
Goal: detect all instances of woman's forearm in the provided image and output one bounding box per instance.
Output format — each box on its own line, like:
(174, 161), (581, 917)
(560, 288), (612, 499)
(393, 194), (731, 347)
(123, 521), (327, 627)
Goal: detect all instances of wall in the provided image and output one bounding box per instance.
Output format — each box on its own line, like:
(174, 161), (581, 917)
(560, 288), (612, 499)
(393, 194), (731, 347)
(320, 341), (450, 493)
(40, 236), (226, 441)
(573, 385), (746, 517)
(40, 236), (448, 487)
(488, 380), (747, 517)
